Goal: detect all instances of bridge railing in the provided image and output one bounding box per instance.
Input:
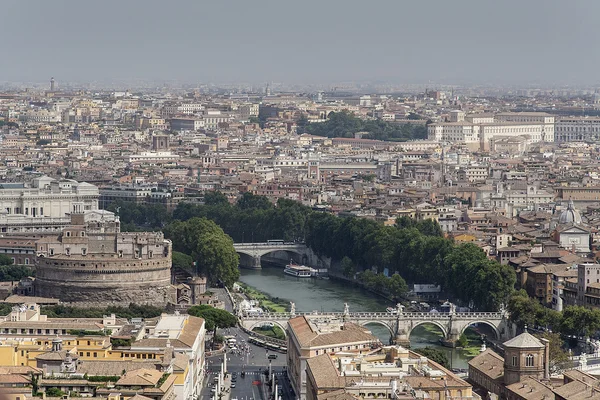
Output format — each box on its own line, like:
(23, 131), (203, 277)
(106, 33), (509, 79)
(240, 311), (504, 320)
(234, 243), (305, 248)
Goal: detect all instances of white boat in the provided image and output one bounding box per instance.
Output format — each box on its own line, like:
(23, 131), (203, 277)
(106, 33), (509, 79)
(284, 263), (312, 278)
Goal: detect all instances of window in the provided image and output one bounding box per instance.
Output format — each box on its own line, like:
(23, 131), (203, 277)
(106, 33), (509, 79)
(49, 248), (54, 255)
(526, 354), (534, 367)
(66, 231), (71, 237)
(65, 248), (70, 256)
(82, 248), (87, 255)
(512, 355), (517, 366)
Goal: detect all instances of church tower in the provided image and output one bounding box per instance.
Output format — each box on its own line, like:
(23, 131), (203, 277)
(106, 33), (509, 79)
(502, 330), (548, 385)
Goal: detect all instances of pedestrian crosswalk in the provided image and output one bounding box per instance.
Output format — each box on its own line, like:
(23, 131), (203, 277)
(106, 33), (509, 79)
(207, 371), (286, 377)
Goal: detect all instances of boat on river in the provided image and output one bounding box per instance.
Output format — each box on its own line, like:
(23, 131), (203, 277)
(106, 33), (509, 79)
(284, 263), (312, 278)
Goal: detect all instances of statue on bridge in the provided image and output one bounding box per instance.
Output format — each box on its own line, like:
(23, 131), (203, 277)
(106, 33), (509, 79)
(290, 302), (296, 317)
(396, 303), (404, 314)
(344, 303), (349, 316)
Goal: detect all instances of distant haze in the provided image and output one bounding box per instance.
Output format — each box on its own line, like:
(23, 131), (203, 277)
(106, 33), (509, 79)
(2, 0), (598, 85)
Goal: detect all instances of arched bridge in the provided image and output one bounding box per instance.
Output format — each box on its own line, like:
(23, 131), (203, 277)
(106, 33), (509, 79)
(239, 308), (513, 346)
(234, 242), (311, 269)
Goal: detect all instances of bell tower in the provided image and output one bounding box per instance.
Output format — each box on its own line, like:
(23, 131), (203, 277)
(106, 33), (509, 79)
(502, 330), (548, 385)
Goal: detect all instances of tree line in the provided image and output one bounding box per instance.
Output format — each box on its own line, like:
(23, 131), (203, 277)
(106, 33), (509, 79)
(111, 192), (515, 311)
(508, 290), (600, 338)
(297, 110), (428, 142)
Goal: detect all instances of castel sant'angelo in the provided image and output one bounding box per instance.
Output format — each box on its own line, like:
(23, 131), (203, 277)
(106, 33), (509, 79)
(34, 211), (174, 306)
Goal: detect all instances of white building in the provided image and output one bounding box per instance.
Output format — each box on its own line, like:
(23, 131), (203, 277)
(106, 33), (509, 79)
(125, 151), (180, 164)
(0, 176), (99, 234)
(555, 117), (600, 143)
(130, 314), (206, 400)
(428, 112), (555, 151)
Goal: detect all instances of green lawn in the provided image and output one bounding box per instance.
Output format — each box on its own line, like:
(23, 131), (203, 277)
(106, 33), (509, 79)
(238, 282), (288, 313)
(252, 325), (286, 340)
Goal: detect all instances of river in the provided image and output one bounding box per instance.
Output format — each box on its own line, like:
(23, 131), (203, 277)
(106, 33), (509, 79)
(239, 266), (480, 369)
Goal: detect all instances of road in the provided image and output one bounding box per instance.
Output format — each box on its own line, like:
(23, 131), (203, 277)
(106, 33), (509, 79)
(199, 288), (296, 400)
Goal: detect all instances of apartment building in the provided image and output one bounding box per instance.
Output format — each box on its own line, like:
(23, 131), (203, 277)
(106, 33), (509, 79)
(305, 345), (473, 400)
(287, 316), (380, 400)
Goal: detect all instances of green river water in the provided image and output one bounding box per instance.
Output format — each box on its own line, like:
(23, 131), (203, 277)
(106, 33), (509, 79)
(239, 267), (485, 369)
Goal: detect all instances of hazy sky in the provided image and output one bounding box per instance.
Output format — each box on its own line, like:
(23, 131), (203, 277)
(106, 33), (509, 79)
(2, 0), (598, 85)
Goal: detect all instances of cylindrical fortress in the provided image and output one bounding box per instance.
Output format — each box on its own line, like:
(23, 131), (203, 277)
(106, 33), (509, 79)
(34, 254), (173, 306)
(33, 213), (175, 307)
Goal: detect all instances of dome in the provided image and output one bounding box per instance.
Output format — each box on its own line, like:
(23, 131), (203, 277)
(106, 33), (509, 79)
(558, 199), (582, 225)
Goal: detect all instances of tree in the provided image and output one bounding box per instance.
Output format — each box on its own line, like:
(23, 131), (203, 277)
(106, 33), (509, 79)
(341, 256), (355, 279)
(395, 216), (415, 230)
(560, 306), (600, 337)
(457, 333), (469, 348)
(415, 347), (449, 369)
(46, 388), (65, 397)
(188, 305), (237, 331)
(507, 290), (540, 330)
(386, 274), (408, 299)
(204, 191), (229, 206)
(296, 114), (310, 134)
(416, 219), (443, 237)
(302, 110), (427, 142)
(0, 254), (13, 266)
(444, 243), (515, 310)
(164, 218), (239, 287)
(172, 251), (194, 273)
(237, 192), (273, 210)
(536, 332), (572, 374)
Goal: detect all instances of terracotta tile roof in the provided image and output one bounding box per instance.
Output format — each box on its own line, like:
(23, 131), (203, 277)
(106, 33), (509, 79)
(503, 332), (544, 348)
(317, 390), (358, 400)
(468, 349), (504, 380)
(76, 360), (158, 376)
(505, 377), (554, 400)
(0, 374), (31, 384)
(177, 316), (204, 348)
(306, 354), (344, 390)
(116, 368), (162, 386)
(172, 353), (189, 372)
(289, 316), (377, 349)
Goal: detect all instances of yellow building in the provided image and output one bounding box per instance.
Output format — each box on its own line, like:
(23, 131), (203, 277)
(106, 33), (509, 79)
(0, 304), (205, 400)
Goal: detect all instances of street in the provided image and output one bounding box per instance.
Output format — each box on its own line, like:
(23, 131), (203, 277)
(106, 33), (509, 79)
(199, 288), (295, 400)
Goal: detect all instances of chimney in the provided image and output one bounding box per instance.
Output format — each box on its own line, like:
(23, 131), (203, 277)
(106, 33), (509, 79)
(540, 338), (550, 380)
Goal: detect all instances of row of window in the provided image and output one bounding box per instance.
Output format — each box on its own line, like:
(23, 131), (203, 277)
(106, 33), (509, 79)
(511, 354), (535, 367)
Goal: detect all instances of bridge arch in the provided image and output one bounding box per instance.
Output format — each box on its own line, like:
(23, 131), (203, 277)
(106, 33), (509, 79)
(247, 320), (288, 337)
(358, 320), (395, 337)
(260, 249), (306, 264)
(459, 320), (500, 340)
(408, 320), (448, 338)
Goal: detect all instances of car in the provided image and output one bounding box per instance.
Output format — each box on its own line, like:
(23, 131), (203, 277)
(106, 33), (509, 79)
(230, 383), (236, 388)
(268, 354), (278, 360)
(232, 377), (237, 382)
(241, 371), (246, 378)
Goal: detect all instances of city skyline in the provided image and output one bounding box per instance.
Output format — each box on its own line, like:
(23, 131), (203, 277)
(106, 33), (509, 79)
(3, 0), (599, 86)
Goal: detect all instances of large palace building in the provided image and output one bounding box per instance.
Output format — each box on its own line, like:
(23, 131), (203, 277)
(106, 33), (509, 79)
(0, 176), (99, 235)
(33, 211), (174, 306)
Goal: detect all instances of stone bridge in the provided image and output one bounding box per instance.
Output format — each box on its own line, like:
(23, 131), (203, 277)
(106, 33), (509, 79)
(239, 307), (513, 347)
(234, 242), (328, 269)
